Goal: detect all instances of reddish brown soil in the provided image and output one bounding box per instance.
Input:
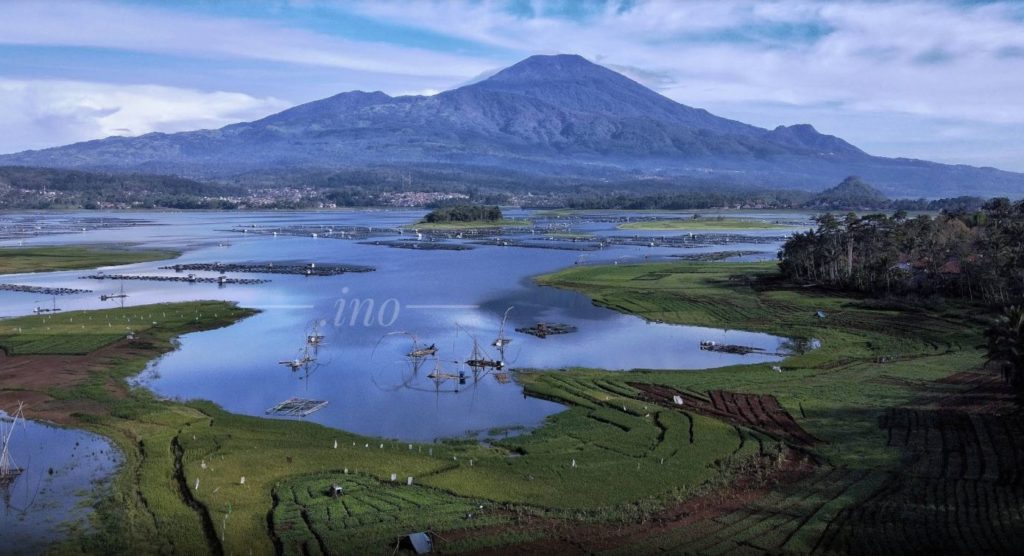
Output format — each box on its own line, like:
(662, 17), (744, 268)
(628, 382), (820, 447)
(0, 338), (148, 424)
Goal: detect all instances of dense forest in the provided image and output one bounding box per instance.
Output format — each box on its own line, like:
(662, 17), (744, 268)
(421, 205), (503, 223)
(778, 198), (1024, 303)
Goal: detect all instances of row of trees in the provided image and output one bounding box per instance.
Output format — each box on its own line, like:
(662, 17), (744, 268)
(778, 199), (1024, 303)
(422, 205), (503, 223)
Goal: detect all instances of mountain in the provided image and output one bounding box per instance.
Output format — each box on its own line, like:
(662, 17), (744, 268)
(805, 176), (891, 210)
(2, 54), (1022, 198)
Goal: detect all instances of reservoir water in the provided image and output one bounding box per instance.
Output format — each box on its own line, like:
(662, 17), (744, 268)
(1, 210), (807, 442)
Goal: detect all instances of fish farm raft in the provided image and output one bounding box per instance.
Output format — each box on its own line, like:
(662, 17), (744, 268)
(266, 398), (329, 417)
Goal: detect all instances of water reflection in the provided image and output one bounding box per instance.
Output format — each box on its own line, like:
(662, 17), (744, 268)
(0, 210), (805, 442)
(0, 410), (120, 554)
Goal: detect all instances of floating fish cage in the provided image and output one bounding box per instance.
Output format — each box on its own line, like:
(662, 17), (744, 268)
(160, 262), (374, 276)
(698, 341), (766, 355)
(82, 274), (269, 285)
(515, 323), (578, 338)
(0, 284), (92, 295)
(265, 398), (328, 417)
(359, 240), (475, 251)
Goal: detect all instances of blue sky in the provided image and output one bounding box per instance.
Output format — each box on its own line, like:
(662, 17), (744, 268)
(1, 0), (1023, 171)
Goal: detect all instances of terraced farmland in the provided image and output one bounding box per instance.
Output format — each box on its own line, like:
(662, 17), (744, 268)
(273, 474), (513, 555)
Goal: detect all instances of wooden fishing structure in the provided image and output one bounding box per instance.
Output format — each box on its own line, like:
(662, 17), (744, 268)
(306, 320), (326, 348)
(100, 281), (128, 302)
(1, 402), (24, 489)
(492, 306), (514, 349)
(32, 296), (61, 315)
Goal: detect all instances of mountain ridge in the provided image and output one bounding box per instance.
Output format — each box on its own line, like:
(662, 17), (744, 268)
(2, 54), (1022, 198)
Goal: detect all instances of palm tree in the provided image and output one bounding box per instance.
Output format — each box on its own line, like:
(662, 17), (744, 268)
(985, 305), (1024, 397)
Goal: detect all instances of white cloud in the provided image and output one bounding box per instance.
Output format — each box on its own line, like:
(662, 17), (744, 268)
(346, 0), (1024, 169)
(0, 0), (493, 79)
(0, 79), (289, 154)
(1, 0), (1023, 169)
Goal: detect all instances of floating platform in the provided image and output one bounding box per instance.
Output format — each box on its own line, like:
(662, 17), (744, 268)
(266, 398), (328, 417)
(699, 342), (766, 355)
(82, 274), (268, 285)
(0, 284), (92, 295)
(160, 262), (374, 276)
(515, 323), (578, 338)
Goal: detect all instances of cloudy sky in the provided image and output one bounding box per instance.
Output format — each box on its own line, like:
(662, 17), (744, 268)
(1, 0), (1023, 170)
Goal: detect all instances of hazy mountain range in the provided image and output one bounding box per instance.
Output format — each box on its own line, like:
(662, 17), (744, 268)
(2, 54), (1022, 198)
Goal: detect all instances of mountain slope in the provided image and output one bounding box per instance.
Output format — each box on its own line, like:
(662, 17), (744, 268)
(2, 54), (1022, 198)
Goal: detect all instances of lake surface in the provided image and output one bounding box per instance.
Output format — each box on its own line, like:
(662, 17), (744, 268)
(0, 413), (121, 554)
(0, 210), (807, 442)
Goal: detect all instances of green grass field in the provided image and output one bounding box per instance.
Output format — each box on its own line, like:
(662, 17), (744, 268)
(5, 260), (996, 554)
(618, 218), (791, 230)
(0, 245), (178, 275)
(0, 302), (235, 355)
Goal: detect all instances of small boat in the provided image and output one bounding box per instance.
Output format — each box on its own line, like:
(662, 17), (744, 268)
(466, 339), (504, 370)
(408, 343), (438, 358)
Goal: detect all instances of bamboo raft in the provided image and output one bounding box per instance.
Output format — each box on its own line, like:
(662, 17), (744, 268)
(266, 398), (328, 417)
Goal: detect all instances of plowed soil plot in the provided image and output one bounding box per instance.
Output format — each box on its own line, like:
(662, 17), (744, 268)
(815, 401), (1024, 554)
(630, 383), (819, 447)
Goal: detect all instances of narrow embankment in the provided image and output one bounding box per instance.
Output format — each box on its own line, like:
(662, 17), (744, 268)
(172, 435), (224, 556)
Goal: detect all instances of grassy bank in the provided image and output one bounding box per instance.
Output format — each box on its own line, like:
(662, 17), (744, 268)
(618, 218), (790, 231)
(2, 260), (1000, 554)
(534, 262), (982, 468)
(0, 245), (179, 275)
